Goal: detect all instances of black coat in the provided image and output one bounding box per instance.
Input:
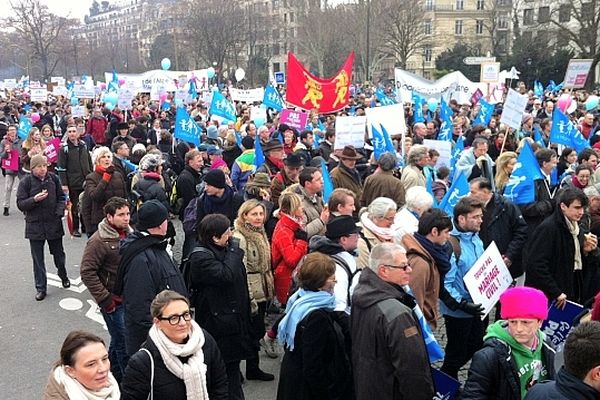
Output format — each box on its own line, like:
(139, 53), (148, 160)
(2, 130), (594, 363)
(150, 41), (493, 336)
(16, 172), (65, 240)
(195, 186), (244, 230)
(176, 166), (201, 220)
(479, 194), (528, 278)
(524, 367), (600, 400)
(134, 174), (169, 211)
(119, 233), (188, 355)
(520, 178), (557, 237)
(81, 170), (127, 228)
(121, 331), (229, 400)
(277, 309), (353, 400)
(189, 239), (254, 363)
(56, 140), (93, 191)
(462, 336), (556, 400)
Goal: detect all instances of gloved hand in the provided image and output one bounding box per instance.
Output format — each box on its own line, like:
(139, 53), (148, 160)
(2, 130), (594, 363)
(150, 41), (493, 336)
(102, 173), (112, 182)
(458, 300), (485, 316)
(294, 229), (308, 242)
(105, 165), (115, 174)
(103, 296), (118, 314)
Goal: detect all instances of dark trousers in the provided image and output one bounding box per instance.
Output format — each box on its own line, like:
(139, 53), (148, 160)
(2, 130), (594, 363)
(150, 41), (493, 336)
(441, 315), (487, 379)
(182, 233), (197, 261)
(101, 304), (128, 382)
(29, 238), (67, 292)
(246, 301), (267, 374)
(225, 360), (245, 400)
(69, 186), (83, 232)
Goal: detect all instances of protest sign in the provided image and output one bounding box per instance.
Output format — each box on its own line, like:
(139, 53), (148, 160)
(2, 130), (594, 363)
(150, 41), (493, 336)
(480, 62), (501, 83)
(1, 149), (20, 172)
(103, 69), (209, 94)
(280, 109), (309, 131)
(432, 368), (461, 400)
(51, 76), (66, 86)
(395, 69), (477, 104)
(563, 59), (593, 89)
(52, 86), (68, 97)
(470, 88), (484, 106)
(118, 89), (135, 110)
(423, 139), (452, 169)
(365, 103), (407, 139)
(250, 106), (267, 128)
(43, 138), (62, 163)
(463, 241), (514, 319)
(334, 115), (366, 149)
(541, 301), (585, 347)
(30, 88), (48, 102)
(73, 84), (95, 99)
(4, 79), (17, 90)
(72, 106), (87, 118)
(500, 89), (528, 130)
(229, 87), (264, 103)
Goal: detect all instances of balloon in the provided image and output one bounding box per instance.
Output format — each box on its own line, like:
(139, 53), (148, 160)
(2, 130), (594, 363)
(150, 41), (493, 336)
(118, 78), (125, 86)
(427, 97), (439, 112)
(100, 83), (107, 90)
(159, 93), (168, 103)
(566, 99), (577, 114)
(30, 113), (40, 123)
(105, 102), (115, 111)
(161, 58), (171, 70)
(71, 97), (79, 106)
(557, 93), (572, 113)
(104, 92), (118, 106)
(586, 95), (599, 111)
(207, 67), (215, 79)
(235, 68), (245, 81)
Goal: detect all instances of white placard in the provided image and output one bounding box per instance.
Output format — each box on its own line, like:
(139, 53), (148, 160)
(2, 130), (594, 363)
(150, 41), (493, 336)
(118, 89), (135, 110)
(72, 105), (87, 118)
(4, 79), (16, 90)
(423, 139), (453, 169)
(30, 88), (48, 102)
(365, 103), (407, 139)
(334, 115), (367, 149)
(229, 87), (264, 103)
(73, 84), (95, 99)
(52, 86), (68, 97)
(250, 105), (267, 125)
(563, 59), (594, 89)
(463, 242), (514, 319)
(500, 89), (528, 130)
(51, 76), (66, 86)
(480, 62), (501, 83)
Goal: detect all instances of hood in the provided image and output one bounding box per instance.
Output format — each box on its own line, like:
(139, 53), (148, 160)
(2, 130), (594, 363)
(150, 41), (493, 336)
(98, 218), (133, 240)
(352, 268), (414, 310)
(484, 320), (544, 357)
(309, 235), (344, 255)
(450, 225), (480, 240)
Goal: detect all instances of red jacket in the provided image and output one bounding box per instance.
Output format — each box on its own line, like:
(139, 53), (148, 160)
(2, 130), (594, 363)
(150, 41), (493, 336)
(87, 117), (109, 145)
(271, 213), (308, 305)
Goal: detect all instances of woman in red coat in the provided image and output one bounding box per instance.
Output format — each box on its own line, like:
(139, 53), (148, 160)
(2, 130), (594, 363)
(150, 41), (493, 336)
(271, 191), (309, 306)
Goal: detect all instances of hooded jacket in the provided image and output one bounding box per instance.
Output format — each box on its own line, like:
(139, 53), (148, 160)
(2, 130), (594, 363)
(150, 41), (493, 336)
(524, 367), (600, 400)
(462, 320), (556, 400)
(351, 268), (434, 400)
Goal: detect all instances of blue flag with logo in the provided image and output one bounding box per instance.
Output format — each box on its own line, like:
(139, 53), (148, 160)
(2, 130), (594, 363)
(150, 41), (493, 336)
(107, 68), (119, 93)
(541, 300), (585, 347)
(412, 92), (425, 123)
(503, 140), (543, 204)
(437, 98), (453, 142)
(550, 109), (589, 152)
(380, 124), (396, 154)
(321, 159), (334, 202)
(254, 132), (265, 169)
(473, 98), (493, 127)
(188, 79), (198, 100)
(18, 116), (32, 140)
(234, 131), (243, 149)
(534, 80), (544, 98)
(210, 91), (237, 122)
(371, 124), (387, 161)
(438, 172), (469, 215)
(546, 80), (556, 93)
(449, 135), (465, 179)
(263, 84), (284, 111)
(533, 125), (547, 148)
(174, 106), (201, 146)
(405, 286), (444, 363)
(376, 88), (397, 106)
(432, 369), (461, 400)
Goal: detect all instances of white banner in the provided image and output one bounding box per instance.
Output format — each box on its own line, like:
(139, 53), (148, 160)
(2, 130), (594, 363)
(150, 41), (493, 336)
(30, 88), (48, 102)
(104, 69), (210, 94)
(423, 139), (452, 169)
(463, 242), (514, 319)
(52, 86), (68, 97)
(4, 79), (17, 90)
(395, 69), (479, 105)
(365, 103), (407, 139)
(334, 116), (366, 149)
(563, 59), (594, 89)
(229, 87), (264, 103)
(72, 105), (87, 118)
(73, 84), (96, 99)
(500, 89), (528, 130)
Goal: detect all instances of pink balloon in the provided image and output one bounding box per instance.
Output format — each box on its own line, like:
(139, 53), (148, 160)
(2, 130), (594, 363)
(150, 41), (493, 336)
(30, 113), (40, 123)
(557, 94), (572, 113)
(100, 83), (107, 90)
(118, 78), (125, 86)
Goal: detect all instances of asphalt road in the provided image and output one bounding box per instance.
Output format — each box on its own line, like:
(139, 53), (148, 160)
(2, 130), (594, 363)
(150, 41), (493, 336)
(0, 174), (280, 399)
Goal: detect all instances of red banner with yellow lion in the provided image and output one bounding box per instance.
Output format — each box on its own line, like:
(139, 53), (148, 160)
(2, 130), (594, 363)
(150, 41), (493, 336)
(286, 51), (354, 114)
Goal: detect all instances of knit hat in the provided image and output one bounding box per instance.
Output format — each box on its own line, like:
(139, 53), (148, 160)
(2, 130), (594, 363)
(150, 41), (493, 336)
(500, 287), (548, 320)
(204, 169), (226, 189)
(30, 154), (48, 170)
(207, 125), (219, 139)
(326, 215), (361, 239)
(242, 135), (254, 150)
(137, 199), (168, 231)
(284, 153), (304, 167)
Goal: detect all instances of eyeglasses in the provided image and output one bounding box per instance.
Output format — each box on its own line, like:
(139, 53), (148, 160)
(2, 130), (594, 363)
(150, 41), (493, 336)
(382, 263), (411, 271)
(158, 311), (192, 325)
(380, 215), (395, 222)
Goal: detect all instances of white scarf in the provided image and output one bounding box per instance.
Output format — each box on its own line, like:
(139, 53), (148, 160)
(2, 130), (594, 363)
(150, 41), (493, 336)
(565, 217), (582, 271)
(148, 320), (209, 400)
(53, 366), (120, 400)
(360, 212), (395, 242)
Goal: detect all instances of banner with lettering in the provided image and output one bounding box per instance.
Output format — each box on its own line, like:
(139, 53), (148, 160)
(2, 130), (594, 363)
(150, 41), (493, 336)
(280, 109), (309, 131)
(286, 51), (354, 114)
(230, 87), (264, 103)
(43, 138), (62, 163)
(541, 301), (585, 347)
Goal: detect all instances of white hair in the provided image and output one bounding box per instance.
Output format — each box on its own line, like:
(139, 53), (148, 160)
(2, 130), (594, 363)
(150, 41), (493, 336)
(367, 197), (398, 219)
(368, 242), (406, 273)
(405, 186), (433, 213)
(91, 146), (112, 165)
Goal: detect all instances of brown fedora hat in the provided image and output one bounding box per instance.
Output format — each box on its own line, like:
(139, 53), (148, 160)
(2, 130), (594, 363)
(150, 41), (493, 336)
(339, 145), (362, 160)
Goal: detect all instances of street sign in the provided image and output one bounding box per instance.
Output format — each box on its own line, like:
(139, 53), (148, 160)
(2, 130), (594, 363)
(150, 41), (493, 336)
(275, 71), (286, 84)
(480, 62), (501, 83)
(463, 56), (496, 65)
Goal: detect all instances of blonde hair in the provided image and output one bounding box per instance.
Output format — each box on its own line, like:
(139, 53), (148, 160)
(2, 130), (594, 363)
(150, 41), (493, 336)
(279, 191), (303, 215)
(237, 199), (266, 221)
(23, 127), (46, 151)
(92, 146), (113, 165)
(495, 151), (517, 192)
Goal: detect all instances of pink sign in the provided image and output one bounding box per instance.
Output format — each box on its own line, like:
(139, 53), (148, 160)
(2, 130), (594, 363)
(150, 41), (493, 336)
(470, 88), (484, 106)
(44, 138), (61, 163)
(1, 149), (20, 172)
(280, 109), (309, 131)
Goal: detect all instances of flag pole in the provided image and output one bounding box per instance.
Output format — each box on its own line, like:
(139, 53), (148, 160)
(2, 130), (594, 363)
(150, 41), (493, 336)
(500, 127), (510, 154)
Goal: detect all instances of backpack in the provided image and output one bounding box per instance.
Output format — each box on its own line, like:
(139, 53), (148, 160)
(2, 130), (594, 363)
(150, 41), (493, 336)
(447, 235), (462, 264)
(182, 194), (203, 235)
(180, 246), (211, 304)
(169, 178), (183, 215)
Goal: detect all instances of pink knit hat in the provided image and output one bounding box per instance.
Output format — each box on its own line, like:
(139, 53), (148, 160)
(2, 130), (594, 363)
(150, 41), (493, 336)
(500, 287), (549, 320)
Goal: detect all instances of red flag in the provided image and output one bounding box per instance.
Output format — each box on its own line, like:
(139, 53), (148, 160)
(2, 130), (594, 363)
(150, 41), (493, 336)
(286, 51), (354, 114)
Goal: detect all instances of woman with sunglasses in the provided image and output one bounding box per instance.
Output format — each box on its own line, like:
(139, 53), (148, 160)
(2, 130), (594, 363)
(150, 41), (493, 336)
(121, 290), (228, 400)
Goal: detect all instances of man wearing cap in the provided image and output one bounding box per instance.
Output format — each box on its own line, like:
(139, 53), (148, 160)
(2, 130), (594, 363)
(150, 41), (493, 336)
(232, 135), (256, 192)
(195, 169), (244, 230)
(115, 199), (187, 356)
(330, 145), (364, 211)
(463, 287), (556, 399)
(17, 154), (70, 301)
(271, 153), (303, 207)
(111, 121), (136, 151)
(257, 139), (285, 178)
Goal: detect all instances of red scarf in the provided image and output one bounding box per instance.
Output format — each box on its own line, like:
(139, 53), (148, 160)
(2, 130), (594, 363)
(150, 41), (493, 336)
(267, 156), (285, 171)
(95, 165), (106, 174)
(108, 221), (128, 239)
(572, 175), (587, 189)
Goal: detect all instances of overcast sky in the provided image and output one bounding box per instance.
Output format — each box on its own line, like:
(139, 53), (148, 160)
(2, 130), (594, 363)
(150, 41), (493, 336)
(1, 0), (90, 22)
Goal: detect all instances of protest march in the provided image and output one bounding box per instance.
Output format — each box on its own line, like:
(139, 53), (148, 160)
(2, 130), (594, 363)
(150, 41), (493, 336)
(4, 29), (600, 400)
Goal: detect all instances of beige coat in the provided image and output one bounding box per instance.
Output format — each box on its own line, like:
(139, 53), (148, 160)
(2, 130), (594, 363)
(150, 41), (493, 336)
(360, 170), (406, 208)
(355, 224), (387, 270)
(400, 164), (426, 192)
(289, 183), (326, 238)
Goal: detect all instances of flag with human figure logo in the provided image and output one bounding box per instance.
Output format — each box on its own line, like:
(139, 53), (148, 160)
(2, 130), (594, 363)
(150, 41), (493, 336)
(209, 91), (237, 122)
(503, 140), (543, 205)
(174, 106), (201, 146)
(263, 84), (284, 111)
(438, 172), (469, 215)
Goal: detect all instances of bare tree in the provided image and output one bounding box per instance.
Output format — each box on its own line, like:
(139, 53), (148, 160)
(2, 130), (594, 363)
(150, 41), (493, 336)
(6, 0), (68, 81)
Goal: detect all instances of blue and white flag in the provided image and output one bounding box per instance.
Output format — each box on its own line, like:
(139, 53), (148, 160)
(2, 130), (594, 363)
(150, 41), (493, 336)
(263, 84), (284, 111)
(546, 80), (556, 93)
(533, 125), (547, 148)
(503, 140), (543, 205)
(438, 172), (469, 216)
(188, 79), (198, 100)
(380, 124), (397, 154)
(209, 91), (237, 122)
(107, 69), (119, 93)
(437, 98), (453, 142)
(412, 92), (425, 123)
(473, 98), (493, 127)
(376, 88), (397, 106)
(371, 124), (387, 161)
(405, 286), (445, 363)
(18, 116), (32, 140)
(123, 159), (138, 172)
(534, 80), (544, 98)
(174, 106), (201, 146)
(550, 109), (589, 153)
(321, 159), (334, 202)
(254, 132), (265, 169)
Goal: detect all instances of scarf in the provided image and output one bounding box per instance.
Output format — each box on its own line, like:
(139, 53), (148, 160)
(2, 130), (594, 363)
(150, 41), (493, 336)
(53, 366), (120, 400)
(413, 232), (452, 276)
(267, 156), (285, 171)
(279, 211), (307, 229)
(566, 217), (582, 271)
(360, 212), (395, 241)
(95, 165), (106, 174)
(571, 175), (587, 189)
(277, 288), (335, 351)
(148, 320), (209, 400)
(234, 219), (271, 274)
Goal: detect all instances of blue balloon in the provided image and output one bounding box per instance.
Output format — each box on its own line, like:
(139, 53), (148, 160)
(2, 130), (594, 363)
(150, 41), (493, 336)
(207, 67), (215, 79)
(71, 97), (79, 106)
(427, 97), (439, 112)
(105, 102), (115, 111)
(104, 92), (118, 106)
(161, 58), (171, 70)
(586, 95), (599, 111)
(211, 86), (218, 92)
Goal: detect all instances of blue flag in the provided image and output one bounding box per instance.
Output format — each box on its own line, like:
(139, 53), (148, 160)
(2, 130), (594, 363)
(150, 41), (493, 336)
(405, 286), (444, 363)
(425, 167), (438, 208)
(371, 124), (387, 161)
(546, 80), (556, 93)
(263, 84), (284, 111)
(533, 125), (546, 148)
(188, 79), (198, 100)
(553, 81), (564, 93)
(18, 116), (32, 140)
(313, 130), (321, 146)
(437, 98), (453, 142)
(174, 106), (201, 146)
(210, 91), (237, 121)
(550, 108), (589, 153)
(122, 159), (138, 172)
(473, 98), (493, 127)
(432, 369), (461, 400)
(541, 300), (585, 347)
(107, 68), (119, 93)
(376, 88), (397, 106)
(449, 135), (465, 178)
(412, 92), (425, 123)
(380, 124), (396, 154)
(534, 80), (544, 98)
(254, 133), (265, 168)
(321, 159), (334, 202)
(234, 131), (243, 149)
(438, 172), (469, 216)
(503, 140), (543, 205)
